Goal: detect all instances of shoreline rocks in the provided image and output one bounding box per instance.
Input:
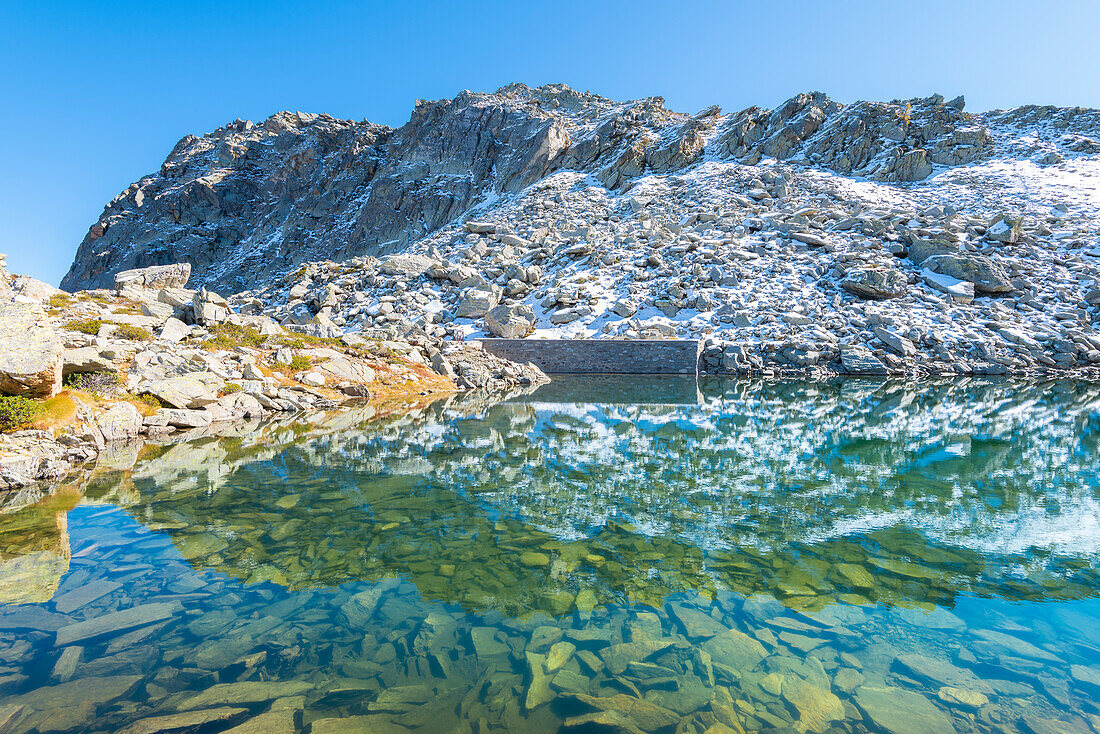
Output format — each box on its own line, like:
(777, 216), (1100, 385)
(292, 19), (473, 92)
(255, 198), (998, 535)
(0, 263), (548, 491)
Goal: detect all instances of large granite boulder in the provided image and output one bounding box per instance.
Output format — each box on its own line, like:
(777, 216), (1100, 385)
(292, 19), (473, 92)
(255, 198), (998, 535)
(137, 373), (222, 409)
(97, 402), (143, 441)
(455, 287), (502, 319)
(303, 348), (376, 384)
(113, 263), (191, 290)
(0, 303), (62, 398)
(985, 212), (1022, 244)
(840, 269), (908, 300)
(922, 253), (1014, 294)
(378, 254), (439, 277)
(484, 304), (536, 338)
(62, 347), (115, 376)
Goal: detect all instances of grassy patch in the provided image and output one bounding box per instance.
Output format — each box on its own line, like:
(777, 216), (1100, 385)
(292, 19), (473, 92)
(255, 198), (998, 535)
(64, 318), (104, 335)
(288, 354), (312, 371)
(48, 293), (74, 310)
(0, 396), (44, 431)
(30, 394), (79, 430)
(112, 323), (152, 341)
(273, 331), (343, 350)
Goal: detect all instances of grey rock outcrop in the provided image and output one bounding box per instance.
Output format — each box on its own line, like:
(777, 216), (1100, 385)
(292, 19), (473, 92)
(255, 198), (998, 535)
(839, 348), (890, 375)
(840, 269), (908, 300)
(0, 255), (12, 303)
(113, 263), (191, 290)
(192, 289), (230, 325)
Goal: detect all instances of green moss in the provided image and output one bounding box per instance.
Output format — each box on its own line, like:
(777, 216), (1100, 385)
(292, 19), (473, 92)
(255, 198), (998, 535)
(219, 383), (243, 396)
(0, 396), (44, 431)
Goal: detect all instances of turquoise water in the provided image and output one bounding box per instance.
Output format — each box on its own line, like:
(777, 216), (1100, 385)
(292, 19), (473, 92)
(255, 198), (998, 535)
(0, 378), (1099, 733)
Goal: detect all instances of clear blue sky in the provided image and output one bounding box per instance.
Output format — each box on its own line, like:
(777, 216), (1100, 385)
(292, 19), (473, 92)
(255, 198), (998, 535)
(4, 0), (1099, 286)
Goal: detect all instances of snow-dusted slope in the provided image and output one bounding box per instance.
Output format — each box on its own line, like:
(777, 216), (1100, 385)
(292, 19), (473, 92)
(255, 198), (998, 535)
(61, 84), (1100, 375)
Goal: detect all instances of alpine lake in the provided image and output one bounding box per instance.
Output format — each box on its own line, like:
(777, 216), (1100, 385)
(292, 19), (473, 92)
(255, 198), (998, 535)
(1, 377), (1099, 734)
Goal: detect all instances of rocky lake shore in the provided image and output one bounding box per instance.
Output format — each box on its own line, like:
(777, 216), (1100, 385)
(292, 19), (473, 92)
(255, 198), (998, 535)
(0, 258), (546, 491)
(4, 82), (1100, 489)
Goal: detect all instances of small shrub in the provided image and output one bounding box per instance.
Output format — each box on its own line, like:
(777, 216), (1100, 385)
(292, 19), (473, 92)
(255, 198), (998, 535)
(112, 324), (152, 341)
(289, 354), (312, 371)
(48, 293), (74, 310)
(219, 383), (243, 396)
(0, 396), (44, 431)
(137, 392), (168, 409)
(207, 324), (265, 350)
(272, 331), (342, 349)
(64, 371), (121, 394)
(64, 318), (104, 335)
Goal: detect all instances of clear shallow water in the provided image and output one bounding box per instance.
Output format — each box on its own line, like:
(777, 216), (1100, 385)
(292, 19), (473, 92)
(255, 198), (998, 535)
(1, 378), (1099, 733)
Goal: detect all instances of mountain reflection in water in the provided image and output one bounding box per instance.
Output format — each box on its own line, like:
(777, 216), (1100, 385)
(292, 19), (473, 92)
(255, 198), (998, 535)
(64, 377), (1100, 615)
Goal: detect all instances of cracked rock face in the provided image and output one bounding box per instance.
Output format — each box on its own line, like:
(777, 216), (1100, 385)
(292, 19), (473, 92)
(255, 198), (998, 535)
(0, 303), (63, 398)
(62, 85), (1007, 293)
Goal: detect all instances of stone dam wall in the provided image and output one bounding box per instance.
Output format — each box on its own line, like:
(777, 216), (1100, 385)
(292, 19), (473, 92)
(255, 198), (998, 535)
(478, 339), (702, 375)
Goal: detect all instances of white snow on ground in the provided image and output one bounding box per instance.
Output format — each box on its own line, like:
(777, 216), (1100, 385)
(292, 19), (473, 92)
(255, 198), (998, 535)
(240, 101), (1100, 377)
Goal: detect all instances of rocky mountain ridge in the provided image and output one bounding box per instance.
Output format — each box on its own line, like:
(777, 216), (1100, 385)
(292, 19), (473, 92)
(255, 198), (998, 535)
(59, 84), (1100, 377)
(64, 83), (1093, 292)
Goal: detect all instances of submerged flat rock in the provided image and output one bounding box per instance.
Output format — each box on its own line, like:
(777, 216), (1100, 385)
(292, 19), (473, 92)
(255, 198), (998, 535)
(118, 707), (248, 734)
(175, 680), (314, 710)
(1, 675), (143, 731)
(854, 685), (956, 734)
(54, 602), (179, 646)
(700, 628), (767, 671)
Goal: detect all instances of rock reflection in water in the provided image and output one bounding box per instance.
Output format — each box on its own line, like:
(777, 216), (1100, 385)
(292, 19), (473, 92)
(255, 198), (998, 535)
(0, 378), (1096, 733)
(106, 377), (1100, 615)
(0, 488), (76, 606)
